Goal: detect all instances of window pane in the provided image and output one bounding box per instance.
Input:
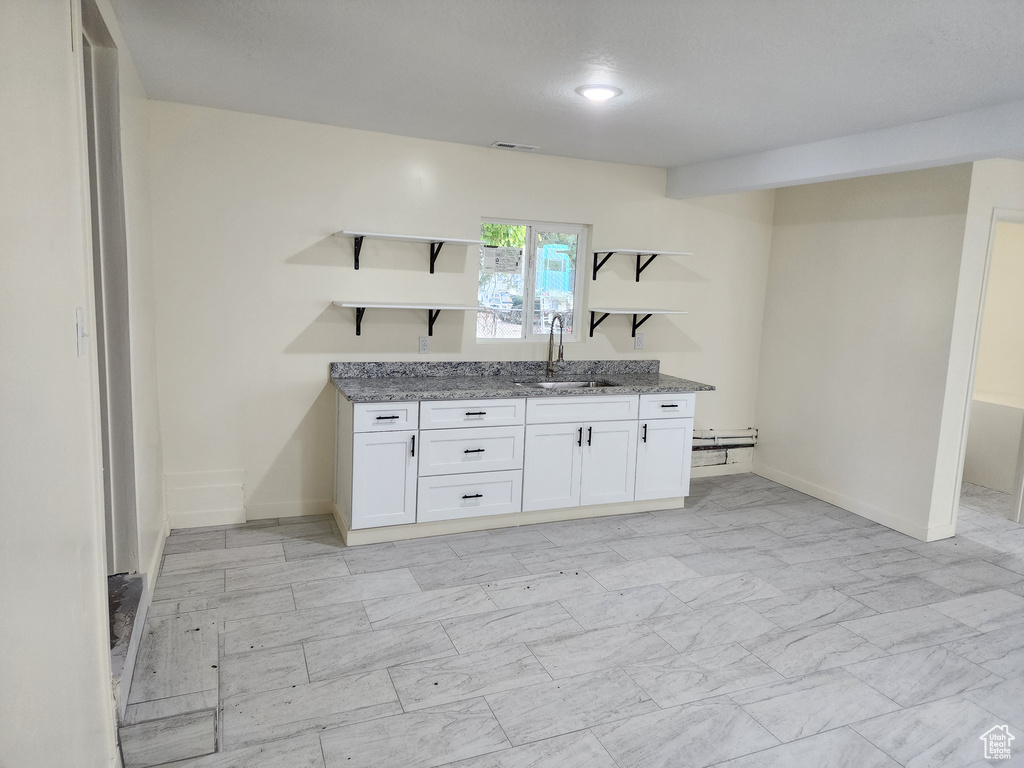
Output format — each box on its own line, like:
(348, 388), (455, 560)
(477, 223), (527, 339)
(532, 230), (578, 335)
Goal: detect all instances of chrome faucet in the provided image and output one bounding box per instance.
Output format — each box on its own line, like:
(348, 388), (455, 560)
(546, 313), (566, 377)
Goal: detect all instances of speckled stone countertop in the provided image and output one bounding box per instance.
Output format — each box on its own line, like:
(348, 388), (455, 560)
(330, 360), (715, 402)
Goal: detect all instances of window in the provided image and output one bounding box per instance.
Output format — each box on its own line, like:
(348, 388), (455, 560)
(476, 219), (587, 341)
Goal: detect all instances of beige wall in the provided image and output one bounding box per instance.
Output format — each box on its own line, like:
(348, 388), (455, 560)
(0, 2), (117, 765)
(147, 101), (775, 522)
(754, 166), (973, 540)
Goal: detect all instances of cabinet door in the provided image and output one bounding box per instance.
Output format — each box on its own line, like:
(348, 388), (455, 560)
(522, 423), (582, 512)
(351, 430), (417, 529)
(580, 420), (638, 506)
(635, 418), (694, 501)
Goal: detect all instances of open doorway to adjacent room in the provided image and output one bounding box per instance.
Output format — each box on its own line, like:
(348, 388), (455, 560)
(961, 217), (1024, 524)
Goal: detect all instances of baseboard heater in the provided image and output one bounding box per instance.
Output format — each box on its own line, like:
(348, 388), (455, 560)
(692, 428), (757, 467)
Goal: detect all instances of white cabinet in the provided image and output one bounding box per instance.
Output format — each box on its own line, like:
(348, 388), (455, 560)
(418, 425), (525, 476)
(526, 394), (638, 424)
(523, 423), (583, 511)
(416, 398), (526, 522)
(420, 398), (525, 429)
(418, 470), (523, 522)
(350, 429), (417, 528)
(353, 401), (419, 431)
(339, 389), (697, 533)
(635, 417), (694, 501)
(522, 418), (637, 511)
(638, 392), (695, 420)
(580, 420), (639, 506)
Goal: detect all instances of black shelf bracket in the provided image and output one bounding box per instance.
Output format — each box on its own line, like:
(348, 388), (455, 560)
(636, 253), (658, 282)
(589, 311), (610, 337)
(631, 313), (653, 337)
(429, 242), (444, 274)
(352, 236), (364, 270)
(427, 309), (442, 336)
(354, 307), (366, 336)
(592, 251), (615, 281)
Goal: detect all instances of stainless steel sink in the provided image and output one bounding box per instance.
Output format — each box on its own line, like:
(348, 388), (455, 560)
(515, 380), (614, 389)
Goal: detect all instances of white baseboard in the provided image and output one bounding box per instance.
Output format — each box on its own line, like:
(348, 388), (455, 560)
(692, 462), (753, 479)
(333, 496), (688, 546)
(753, 462), (935, 542)
(247, 500), (333, 520)
(168, 506), (246, 529)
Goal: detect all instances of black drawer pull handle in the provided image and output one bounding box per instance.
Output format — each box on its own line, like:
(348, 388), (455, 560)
(464, 448), (485, 454)
(376, 415), (401, 420)
(587, 426), (593, 446)
(642, 423), (647, 443)
(462, 493), (483, 499)
(660, 404), (679, 408)
(577, 426), (583, 447)
(465, 411), (487, 416)
(411, 435), (416, 456)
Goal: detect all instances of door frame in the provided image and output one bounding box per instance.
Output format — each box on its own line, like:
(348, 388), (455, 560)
(960, 208), (1024, 525)
(81, 0), (139, 573)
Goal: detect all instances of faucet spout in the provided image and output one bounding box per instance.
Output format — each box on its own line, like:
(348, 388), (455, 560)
(546, 313), (566, 377)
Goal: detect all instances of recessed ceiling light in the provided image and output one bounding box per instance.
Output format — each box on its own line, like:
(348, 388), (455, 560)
(576, 85), (622, 102)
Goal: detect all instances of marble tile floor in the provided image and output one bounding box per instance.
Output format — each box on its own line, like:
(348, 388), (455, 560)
(122, 474), (1024, 768)
(961, 481), (1018, 522)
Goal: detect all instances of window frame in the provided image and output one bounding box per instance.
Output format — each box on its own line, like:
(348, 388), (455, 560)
(477, 217), (588, 344)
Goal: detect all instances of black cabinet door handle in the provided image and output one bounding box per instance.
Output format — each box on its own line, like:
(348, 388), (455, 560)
(463, 448), (485, 454)
(660, 404), (679, 408)
(462, 493), (483, 499)
(577, 426), (583, 447)
(587, 426), (593, 446)
(642, 423), (647, 443)
(410, 435), (415, 457)
(376, 415), (401, 420)
(465, 411), (487, 416)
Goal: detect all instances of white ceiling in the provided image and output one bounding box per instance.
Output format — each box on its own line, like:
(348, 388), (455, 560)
(110, 0), (1024, 170)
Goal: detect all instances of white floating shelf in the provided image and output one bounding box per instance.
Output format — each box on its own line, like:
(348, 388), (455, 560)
(333, 301), (482, 336)
(591, 248), (693, 281)
(588, 308), (688, 338)
(335, 231), (486, 273)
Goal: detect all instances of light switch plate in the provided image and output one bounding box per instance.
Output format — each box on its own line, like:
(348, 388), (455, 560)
(634, 332), (644, 350)
(419, 336), (429, 354)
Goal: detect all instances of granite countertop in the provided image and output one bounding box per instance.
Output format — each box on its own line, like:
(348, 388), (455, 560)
(330, 360), (715, 403)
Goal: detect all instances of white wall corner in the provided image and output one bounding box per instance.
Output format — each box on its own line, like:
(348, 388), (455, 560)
(164, 470), (247, 529)
(666, 99), (1024, 199)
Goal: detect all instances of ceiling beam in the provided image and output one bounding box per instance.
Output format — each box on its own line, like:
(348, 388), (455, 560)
(666, 99), (1024, 199)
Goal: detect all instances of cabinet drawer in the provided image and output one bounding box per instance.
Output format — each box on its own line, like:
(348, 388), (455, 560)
(353, 401), (419, 432)
(417, 470), (523, 522)
(418, 425), (524, 476)
(420, 398), (525, 429)
(639, 393), (695, 419)
(526, 394), (639, 425)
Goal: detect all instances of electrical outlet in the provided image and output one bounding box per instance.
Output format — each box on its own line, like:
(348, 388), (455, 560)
(419, 336), (429, 354)
(634, 332), (645, 350)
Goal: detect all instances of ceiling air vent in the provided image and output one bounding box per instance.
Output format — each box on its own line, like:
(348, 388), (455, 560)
(490, 141), (539, 152)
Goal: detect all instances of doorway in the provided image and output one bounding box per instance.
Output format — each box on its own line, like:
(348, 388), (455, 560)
(82, 0), (139, 574)
(961, 218), (1024, 525)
